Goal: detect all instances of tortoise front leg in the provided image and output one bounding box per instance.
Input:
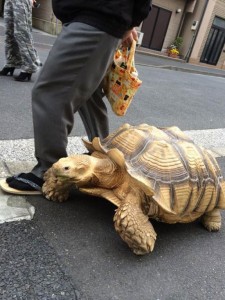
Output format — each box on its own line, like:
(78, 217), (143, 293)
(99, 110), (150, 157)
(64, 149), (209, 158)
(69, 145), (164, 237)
(201, 208), (222, 232)
(42, 167), (73, 202)
(114, 201), (157, 255)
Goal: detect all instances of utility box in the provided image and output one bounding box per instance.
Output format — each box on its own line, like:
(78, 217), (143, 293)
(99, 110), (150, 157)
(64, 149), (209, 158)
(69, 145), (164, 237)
(137, 31), (144, 46)
(191, 20), (199, 31)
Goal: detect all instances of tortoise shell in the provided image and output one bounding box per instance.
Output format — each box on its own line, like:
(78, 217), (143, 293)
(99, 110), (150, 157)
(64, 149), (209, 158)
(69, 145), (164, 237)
(84, 123), (225, 217)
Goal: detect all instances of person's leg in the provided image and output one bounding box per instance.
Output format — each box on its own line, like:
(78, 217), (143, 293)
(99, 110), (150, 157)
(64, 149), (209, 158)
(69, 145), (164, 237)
(2, 22), (119, 194)
(78, 84), (109, 141)
(13, 0), (38, 74)
(25, 0), (41, 67)
(2, 0), (22, 69)
(3, 22), (119, 193)
(30, 23), (119, 179)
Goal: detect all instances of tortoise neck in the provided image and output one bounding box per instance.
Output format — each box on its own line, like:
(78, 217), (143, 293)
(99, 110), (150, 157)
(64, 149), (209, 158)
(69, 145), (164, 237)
(93, 157), (125, 189)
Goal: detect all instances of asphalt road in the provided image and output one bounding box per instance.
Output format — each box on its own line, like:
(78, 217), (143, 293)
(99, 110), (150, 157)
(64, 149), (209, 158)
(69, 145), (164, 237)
(1, 21), (225, 300)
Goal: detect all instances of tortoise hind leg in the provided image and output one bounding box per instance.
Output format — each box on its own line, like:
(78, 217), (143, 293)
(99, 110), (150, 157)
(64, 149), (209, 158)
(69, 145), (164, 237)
(201, 209), (222, 232)
(114, 202), (157, 255)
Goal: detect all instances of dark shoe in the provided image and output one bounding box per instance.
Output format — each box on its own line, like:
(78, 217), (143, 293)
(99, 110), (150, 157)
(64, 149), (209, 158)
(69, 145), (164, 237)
(14, 72), (32, 82)
(0, 67), (15, 76)
(0, 173), (44, 195)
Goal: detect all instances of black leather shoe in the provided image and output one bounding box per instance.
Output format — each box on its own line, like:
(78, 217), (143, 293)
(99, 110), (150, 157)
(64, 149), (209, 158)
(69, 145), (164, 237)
(0, 67), (15, 76)
(14, 72), (32, 82)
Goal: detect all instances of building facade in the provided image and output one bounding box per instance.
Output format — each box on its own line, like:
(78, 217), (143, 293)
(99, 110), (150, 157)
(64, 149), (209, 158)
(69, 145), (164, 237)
(0, 0), (225, 69)
(140, 0), (225, 69)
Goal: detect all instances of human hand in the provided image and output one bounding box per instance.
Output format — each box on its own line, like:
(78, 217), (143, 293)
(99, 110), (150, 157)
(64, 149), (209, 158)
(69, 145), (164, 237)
(32, 0), (40, 8)
(122, 28), (138, 47)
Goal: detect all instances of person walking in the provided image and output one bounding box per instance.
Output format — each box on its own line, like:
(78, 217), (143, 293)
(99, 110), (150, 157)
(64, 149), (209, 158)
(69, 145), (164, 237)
(0, 0), (152, 194)
(0, 0), (41, 81)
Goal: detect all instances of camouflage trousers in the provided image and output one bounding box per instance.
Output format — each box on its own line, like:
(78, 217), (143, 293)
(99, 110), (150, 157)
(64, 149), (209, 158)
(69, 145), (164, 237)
(3, 0), (40, 73)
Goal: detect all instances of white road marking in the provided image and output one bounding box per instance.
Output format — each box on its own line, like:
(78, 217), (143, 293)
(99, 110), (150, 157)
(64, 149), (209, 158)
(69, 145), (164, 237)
(0, 194), (35, 224)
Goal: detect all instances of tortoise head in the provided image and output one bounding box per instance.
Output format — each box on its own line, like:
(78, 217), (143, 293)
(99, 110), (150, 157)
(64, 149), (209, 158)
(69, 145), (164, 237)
(52, 155), (96, 187)
(51, 152), (126, 189)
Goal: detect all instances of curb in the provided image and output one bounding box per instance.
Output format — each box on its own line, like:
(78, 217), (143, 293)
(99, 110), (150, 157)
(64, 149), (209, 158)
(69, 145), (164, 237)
(136, 48), (185, 63)
(157, 65), (225, 78)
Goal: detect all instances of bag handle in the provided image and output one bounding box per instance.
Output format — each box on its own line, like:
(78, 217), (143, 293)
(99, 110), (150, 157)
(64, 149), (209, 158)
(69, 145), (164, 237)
(127, 40), (137, 72)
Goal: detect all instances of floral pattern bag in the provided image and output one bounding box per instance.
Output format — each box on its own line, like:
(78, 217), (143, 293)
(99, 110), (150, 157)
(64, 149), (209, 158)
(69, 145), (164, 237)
(103, 40), (142, 116)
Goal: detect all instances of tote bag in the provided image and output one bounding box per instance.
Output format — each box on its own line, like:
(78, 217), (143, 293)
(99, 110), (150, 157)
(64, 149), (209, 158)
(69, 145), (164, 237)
(103, 40), (142, 116)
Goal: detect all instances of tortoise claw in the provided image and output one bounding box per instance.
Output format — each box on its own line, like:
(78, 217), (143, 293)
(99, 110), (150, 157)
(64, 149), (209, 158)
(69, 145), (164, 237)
(201, 209), (222, 232)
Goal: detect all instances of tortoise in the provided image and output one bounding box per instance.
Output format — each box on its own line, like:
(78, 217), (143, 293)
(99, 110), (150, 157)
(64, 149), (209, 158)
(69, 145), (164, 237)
(42, 123), (225, 255)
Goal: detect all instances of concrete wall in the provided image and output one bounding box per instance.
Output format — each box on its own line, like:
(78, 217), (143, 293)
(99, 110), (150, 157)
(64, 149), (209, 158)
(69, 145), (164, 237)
(0, 0), (58, 34)
(32, 0), (61, 35)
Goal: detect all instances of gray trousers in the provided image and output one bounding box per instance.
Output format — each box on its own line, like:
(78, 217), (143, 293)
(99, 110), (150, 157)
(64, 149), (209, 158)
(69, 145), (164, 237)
(31, 22), (120, 178)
